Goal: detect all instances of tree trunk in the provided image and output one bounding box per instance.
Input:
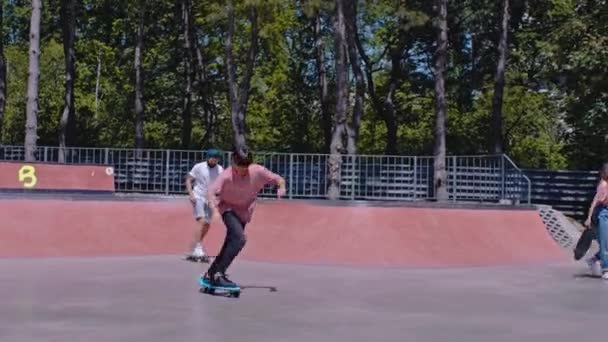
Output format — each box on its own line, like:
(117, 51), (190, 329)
(181, 0), (194, 149)
(382, 52), (400, 155)
(24, 0), (42, 162)
(0, 2), (6, 143)
(313, 10), (331, 153)
(356, 55), (399, 155)
(328, 0), (348, 200)
(355, 17), (405, 155)
(134, 7), (145, 150)
(94, 51), (101, 117)
(491, 0), (510, 154)
(192, 16), (215, 147)
(225, 0), (258, 154)
(433, 0), (448, 201)
(59, 0), (76, 163)
(344, 0), (364, 155)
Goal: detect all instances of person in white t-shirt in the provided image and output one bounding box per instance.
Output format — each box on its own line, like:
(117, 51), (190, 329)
(184, 148), (224, 262)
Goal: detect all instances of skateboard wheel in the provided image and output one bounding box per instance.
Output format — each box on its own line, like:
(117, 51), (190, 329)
(231, 291), (240, 298)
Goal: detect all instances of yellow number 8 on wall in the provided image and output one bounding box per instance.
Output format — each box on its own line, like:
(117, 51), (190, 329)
(18, 165), (37, 188)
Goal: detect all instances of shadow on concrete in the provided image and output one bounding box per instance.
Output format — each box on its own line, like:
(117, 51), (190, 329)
(240, 284), (278, 292)
(573, 273), (601, 279)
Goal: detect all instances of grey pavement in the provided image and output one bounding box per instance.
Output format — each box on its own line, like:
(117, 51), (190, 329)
(0, 255), (604, 342)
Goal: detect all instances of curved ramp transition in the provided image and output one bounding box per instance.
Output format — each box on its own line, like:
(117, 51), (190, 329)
(0, 198), (568, 267)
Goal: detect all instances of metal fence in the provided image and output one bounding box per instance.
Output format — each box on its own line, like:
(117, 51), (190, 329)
(523, 169), (597, 219)
(0, 145), (531, 204)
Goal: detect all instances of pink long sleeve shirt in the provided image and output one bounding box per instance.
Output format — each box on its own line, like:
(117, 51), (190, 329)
(207, 164), (282, 223)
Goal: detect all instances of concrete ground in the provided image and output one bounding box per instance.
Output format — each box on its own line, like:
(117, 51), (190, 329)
(0, 255), (604, 342)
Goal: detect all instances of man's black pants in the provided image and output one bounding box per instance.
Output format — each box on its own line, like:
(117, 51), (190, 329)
(208, 210), (247, 275)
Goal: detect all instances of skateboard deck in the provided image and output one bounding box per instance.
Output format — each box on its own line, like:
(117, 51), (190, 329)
(183, 255), (210, 263)
(574, 228), (596, 260)
(199, 275), (241, 297)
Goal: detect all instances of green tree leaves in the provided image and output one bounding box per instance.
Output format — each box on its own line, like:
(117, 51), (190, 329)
(0, 0), (605, 170)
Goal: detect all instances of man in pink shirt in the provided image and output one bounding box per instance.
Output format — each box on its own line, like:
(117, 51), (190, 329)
(204, 146), (286, 288)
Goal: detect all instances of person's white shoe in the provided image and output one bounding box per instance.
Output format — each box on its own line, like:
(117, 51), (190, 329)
(587, 257), (602, 277)
(193, 244), (205, 257)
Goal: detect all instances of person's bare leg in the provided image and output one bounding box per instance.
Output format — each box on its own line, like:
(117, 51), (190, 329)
(189, 219), (213, 262)
(186, 218), (207, 261)
(200, 221), (211, 243)
(189, 218), (205, 253)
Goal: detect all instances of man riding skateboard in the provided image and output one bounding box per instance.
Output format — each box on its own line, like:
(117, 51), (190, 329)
(203, 145), (286, 288)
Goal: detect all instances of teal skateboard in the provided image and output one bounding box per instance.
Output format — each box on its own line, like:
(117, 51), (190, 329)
(199, 275), (241, 298)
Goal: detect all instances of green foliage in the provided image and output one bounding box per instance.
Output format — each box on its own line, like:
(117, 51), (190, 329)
(3, 39), (66, 145)
(470, 84), (567, 169)
(0, 0), (605, 171)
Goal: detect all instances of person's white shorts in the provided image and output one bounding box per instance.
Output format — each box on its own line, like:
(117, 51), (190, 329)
(192, 198), (213, 223)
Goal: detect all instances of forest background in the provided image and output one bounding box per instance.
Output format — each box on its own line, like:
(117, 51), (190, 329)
(0, 0), (605, 175)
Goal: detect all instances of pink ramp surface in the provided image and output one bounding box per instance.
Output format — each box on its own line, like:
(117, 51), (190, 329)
(0, 162), (115, 191)
(0, 198), (567, 267)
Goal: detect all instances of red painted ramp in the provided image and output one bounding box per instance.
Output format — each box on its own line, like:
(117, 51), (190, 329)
(0, 198), (567, 267)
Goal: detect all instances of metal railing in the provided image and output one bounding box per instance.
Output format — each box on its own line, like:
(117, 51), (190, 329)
(0, 145), (531, 204)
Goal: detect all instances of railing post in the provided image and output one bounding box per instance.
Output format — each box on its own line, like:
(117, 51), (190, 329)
(351, 155), (356, 200)
(165, 149), (171, 195)
(413, 156), (417, 200)
(522, 175), (532, 205)
(104, 148), (109, 165)
(452, 156), (457, 202)
(44, 146), (48, 162)
(288, 154), (293, 199)
(501, 155), (506, 200)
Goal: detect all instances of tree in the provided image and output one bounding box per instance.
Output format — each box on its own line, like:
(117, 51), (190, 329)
(181, 0), (195, 149)
(344, 0), (364, 155)
(58, 0), (76, 162)
(1, 0), (600, 171)
(24, 0), (42, 161)
(312, 6), (332, 153)
(491, 0), (510, 154)
(225, 0), (259, 155)
(433, 0), (448, 201)
(327, 0), (348, 200)
(191, 2), (215, 148)
(356, 36), (403, 155)
(134, 4), (145, 150)
(527, 0), (608, 169)
(0, 2), (6, 143)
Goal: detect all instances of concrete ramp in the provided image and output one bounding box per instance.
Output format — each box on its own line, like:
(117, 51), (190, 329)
(0, 198), (568, 267)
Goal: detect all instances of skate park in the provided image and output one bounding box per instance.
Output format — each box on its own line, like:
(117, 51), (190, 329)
(2, 0), (606, 339)
(0, 151), (605, 342)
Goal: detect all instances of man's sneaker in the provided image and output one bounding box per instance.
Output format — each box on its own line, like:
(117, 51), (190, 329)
(207, 272), (237, 288)
(219, 273), (237, 288)
(587, 257), (602, 277)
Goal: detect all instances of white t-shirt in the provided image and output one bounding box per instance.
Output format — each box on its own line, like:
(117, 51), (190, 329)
(188, 161), (224, 200)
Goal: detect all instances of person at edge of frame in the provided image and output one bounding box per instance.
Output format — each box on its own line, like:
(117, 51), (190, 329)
(584, 162), (608, 279)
